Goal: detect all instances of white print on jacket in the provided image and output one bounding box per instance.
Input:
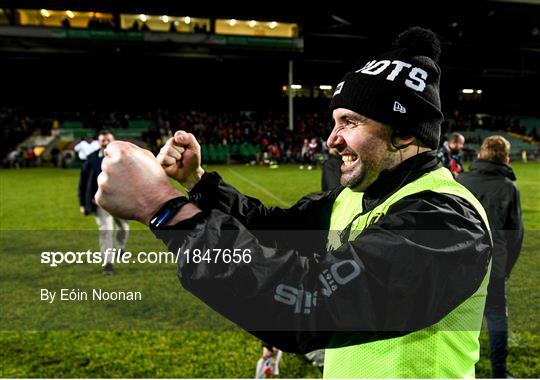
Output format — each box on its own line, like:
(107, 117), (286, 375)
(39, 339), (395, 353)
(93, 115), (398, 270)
(274, 260), (362, 314)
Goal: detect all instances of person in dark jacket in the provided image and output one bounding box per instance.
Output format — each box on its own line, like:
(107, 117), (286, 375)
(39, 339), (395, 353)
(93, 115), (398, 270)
(94, 28), (492, 378)
(78, 129), (129, 274)
(438, 132), (465, 178)
(458, 135), (524, 378)
(321, 148), (343, 191)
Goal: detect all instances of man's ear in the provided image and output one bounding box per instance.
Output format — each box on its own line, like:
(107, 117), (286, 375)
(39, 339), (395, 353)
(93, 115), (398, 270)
(392, 134), (416, 150)
(396, 135), (415, 146)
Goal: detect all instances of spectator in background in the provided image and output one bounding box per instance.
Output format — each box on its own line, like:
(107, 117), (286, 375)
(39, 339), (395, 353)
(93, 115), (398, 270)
(7, 149), (20, 168)
(530, 127), (539, 142)
(52, 118), (61, 132)
(255, 343), (282, 378)
(267, 143), (280, 168)
(50, 147), (61, 167)
(457, 136), (524, 379)
(307, 138), (319, 170)
(299, 138), (311, 170)
(78, 130), (129, 275)
(322, 147), (342, 191)
(18, 148), (26, 167)
(130, 20), (140, 32)
(24, 146), (36, 167)
(438, 132), (465, 177)
(74, 137), (100, 161)
(87, 13), (100, 29)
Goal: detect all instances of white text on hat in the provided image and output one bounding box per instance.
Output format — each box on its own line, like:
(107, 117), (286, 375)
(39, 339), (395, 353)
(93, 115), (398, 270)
(356, 60), (427, 92)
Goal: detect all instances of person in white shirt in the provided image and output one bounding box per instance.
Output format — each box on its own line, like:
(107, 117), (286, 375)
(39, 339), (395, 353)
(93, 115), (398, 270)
(74, 138), (100, 161)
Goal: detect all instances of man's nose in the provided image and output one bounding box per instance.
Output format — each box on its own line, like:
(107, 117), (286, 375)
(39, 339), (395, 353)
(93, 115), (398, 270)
(327, 127), (345, 149)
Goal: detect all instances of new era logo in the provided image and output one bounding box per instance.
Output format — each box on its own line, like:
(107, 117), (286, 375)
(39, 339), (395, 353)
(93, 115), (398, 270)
(393, 101), (406, 113)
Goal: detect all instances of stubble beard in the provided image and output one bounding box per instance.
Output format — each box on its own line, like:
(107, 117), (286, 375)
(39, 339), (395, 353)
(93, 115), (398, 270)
(343, 141), (400, 192)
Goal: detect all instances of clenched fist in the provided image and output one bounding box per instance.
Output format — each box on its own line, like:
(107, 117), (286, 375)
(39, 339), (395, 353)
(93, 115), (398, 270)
(157, 131), (205, 190)
(95, 141), (183, 224)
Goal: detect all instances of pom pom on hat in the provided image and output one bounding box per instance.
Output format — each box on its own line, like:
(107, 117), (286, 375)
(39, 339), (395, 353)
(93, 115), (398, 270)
(393, 26), (441, 63)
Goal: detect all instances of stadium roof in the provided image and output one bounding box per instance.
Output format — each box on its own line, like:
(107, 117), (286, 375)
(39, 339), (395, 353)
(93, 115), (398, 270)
(2, 1), (539, 71)
(0, 0), (538, 113)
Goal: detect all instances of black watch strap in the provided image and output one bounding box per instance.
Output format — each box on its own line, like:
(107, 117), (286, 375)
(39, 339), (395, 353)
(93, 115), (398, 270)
(149, 196), (189, 229)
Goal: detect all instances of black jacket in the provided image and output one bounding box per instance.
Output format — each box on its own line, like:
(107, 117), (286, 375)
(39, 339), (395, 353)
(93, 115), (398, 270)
(321, 154), (342, 192)
(153, 151), (491, 354)
(78, 150), (102, 214)
(457, 159), (524, 279)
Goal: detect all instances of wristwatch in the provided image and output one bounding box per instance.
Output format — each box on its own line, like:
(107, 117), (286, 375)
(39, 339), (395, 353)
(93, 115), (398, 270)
(149, 196), (190, 229)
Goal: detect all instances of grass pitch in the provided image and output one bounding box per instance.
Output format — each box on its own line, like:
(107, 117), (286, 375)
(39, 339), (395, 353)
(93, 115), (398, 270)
(1, 162), (538, 377)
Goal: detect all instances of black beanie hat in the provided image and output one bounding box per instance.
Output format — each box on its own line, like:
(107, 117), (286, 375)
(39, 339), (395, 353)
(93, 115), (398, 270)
(329, 27), (444, 149)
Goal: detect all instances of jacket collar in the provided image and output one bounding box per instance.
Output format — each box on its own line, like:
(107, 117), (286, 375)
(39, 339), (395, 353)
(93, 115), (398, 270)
(469, 159), (516, 181)
(364, 150), (440, 199)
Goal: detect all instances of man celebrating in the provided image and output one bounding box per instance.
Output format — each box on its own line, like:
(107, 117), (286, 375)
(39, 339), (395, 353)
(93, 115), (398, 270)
(78, 129), (129, 275)
(95, 28), (492, 378)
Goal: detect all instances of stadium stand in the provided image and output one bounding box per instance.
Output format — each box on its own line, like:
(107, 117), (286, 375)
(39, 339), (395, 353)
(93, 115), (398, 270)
(2, 108), (538, 168)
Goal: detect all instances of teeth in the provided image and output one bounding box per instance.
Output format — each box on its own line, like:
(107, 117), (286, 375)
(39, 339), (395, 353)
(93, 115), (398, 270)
(342, 154), (357, 165)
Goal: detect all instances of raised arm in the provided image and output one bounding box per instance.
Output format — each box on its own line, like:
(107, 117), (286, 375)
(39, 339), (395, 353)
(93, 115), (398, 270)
(157, 130), (340, 231)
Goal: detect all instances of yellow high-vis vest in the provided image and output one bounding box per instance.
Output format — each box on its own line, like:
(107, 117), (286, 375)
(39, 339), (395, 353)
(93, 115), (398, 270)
(324, 167), (492, 378)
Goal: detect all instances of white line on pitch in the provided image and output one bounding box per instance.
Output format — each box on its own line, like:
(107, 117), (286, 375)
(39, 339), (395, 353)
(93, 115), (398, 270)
(227, 168), (291, 208)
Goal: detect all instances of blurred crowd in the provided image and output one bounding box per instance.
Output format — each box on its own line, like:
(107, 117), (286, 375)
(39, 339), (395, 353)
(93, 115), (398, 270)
(443, 111), (540, 143)
(152, 110), (333, 164)
(2, 107), (538, 168)
(1, 107), (60, 167)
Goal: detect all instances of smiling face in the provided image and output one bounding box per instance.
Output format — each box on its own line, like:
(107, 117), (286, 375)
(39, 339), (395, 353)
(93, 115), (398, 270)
(327, 108), (400, 192)
(448, 135), (465, 153)
(98, 133), (114, 150)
